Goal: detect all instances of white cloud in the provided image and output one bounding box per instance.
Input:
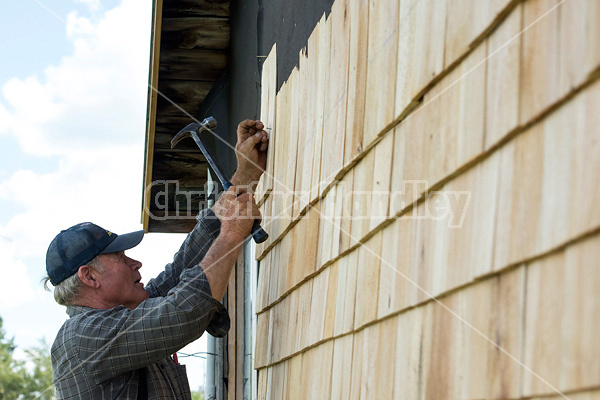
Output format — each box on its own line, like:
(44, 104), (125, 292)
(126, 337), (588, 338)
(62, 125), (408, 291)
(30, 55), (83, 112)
(0, 1), (209, 390)
(0, 236), (34, 309)
(0, 0), (151, 341)
(0, 0), (151, 157)
(74, 0), (102, 13)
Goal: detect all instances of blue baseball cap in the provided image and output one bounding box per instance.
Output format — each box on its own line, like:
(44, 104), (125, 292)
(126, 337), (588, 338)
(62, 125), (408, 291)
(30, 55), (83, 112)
(46, 222), (144, 285)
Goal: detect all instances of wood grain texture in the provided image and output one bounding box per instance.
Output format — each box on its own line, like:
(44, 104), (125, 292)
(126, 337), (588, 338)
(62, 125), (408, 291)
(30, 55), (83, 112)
(349, 330), (364, 400)
(519, 0), (560, 124)
(338, 169), (355, 253)
(283, 287), (299, 360)
(310, 14), (331, 202)
(316, 192), (334, 268)
(254, 310), (270, 369)
(350, 149), (375, 241)
(395, 0), (447, 115)
(305, 342), (334, 399)
(277, 232), (290, 297)
(323, 261), (340, 340)
(329, 183), (344, 259)
(389, 123), (428, 217)
(393, 307), (425, 400)
(485, 3), (522, 149)
(413, 200), (449, 303)
(161, 0), (230, 18)
(158, 48), (226, 81)
(293, 55), (309, 220)
(392, 43), (487, 216)
(333, 256), (349, 336)
(256, 252), (271, 312)
(271, 79), (292, 242)
(300, 24), (317, 209)
(419, 282), (492, 399)
(258, 45), (277, 203)
(285, 69), (300, 228)
(251, 1), (600, 398)
(269, 295), (288, 365)
(443, 150), (499, 286)
(297, 280), (314, 352)
(362, 318), (397, 399)
(342, 250), (359, 334)
(330, 334), (354, 400)
(344, 0), (370, 164)
(494, 81), (600, 270)
(362, 0), (400, 146)
(354, 231), (382, 329)
(161, 17), (229, 50)
(376, 215), (418, 319)
(285, 222), (302, 290)
(255, 194), (272, 260)
(321, 0), (350, 187)
(568, 80), (600, 237)
(286, 354), (304, 400)
(155, 80), (214, 117)
(444, 0), (513, 66)
(257, 367), (267, 399)
(269, 361), (287, 400)
(523, 235), (600, 396)
(489, 267), (525, 399)
(422, 43), (486, 186)
(369, 132), (394, 230)
(307, 268), (330, 346)
(267, 243), (280, 307)
(296, 205), (321, 283)
(558, 0), (600, 94)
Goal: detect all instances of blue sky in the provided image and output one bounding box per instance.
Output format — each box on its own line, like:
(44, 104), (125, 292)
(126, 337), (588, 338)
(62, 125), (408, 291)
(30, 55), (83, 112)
(0, 0), (207, 391)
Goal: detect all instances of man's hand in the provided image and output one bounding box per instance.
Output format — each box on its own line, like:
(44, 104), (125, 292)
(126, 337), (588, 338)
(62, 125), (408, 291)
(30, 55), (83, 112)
(212, 186), (261, 244)
(202, 186), (261, 300)
(231, 119), (269, 189)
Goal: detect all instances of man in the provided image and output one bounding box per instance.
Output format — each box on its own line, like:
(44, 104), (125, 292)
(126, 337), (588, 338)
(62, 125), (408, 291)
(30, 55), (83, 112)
(43, 120), (269, 399)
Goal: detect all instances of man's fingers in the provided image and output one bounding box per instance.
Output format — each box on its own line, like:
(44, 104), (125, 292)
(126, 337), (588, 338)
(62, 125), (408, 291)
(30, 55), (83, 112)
(236, 132), (268, 164)
(259, 134), (269, 152)
(238, 119), (265, 136)
(238, 119), (257, 135)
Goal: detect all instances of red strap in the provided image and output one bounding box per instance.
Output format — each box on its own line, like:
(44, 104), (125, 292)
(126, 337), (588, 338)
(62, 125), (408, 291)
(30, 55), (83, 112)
(172, 353), (179, 364)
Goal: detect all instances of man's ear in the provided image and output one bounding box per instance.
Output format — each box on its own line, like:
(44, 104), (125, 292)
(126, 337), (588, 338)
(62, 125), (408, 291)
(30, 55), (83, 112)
(78, 265), (101, 289)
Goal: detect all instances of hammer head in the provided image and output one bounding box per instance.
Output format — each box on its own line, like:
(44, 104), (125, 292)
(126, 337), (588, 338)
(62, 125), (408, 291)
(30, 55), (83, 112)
(170, 116), (217, 149)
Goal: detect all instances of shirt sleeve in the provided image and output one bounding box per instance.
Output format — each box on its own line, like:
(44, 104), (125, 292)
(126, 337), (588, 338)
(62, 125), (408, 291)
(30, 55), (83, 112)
(62, 208), (230, 384)
(70, 264), (229, 384)
(145, 208), (221, 298)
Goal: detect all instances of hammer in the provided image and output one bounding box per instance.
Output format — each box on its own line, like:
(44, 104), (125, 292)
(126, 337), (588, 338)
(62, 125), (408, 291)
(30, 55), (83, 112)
(171, 117), (269, 244)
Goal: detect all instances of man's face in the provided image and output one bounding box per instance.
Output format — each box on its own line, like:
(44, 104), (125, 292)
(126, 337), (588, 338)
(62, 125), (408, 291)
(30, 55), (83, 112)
(95, 251), (149, 310)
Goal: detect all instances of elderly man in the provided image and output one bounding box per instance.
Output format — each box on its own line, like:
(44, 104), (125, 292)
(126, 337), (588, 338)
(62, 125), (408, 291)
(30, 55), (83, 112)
(43, 120), (268, 399)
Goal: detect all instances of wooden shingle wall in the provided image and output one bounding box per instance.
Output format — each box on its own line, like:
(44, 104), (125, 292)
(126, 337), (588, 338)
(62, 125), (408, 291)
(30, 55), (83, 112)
(253, 0), (600, 398)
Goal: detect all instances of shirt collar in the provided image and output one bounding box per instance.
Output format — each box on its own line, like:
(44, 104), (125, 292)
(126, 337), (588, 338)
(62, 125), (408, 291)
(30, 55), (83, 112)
(66, 305), (94, 317)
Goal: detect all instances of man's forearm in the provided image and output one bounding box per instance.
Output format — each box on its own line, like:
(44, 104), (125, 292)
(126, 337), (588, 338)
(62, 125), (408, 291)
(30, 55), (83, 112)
(230, 170), (259, 192)
(198, 233), (244, 301)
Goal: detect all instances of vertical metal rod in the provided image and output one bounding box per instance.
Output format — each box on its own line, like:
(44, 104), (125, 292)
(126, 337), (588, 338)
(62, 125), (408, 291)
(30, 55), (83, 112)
(243, 241), (253, 399)
(205, 169), (217, 400)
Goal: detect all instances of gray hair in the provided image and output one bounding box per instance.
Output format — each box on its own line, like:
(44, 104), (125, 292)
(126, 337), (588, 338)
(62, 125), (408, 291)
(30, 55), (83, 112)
(42, 257), (104, 306)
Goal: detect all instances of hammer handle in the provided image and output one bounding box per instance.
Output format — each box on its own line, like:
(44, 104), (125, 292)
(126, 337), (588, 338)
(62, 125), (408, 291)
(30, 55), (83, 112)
(222, 182), (269, 244)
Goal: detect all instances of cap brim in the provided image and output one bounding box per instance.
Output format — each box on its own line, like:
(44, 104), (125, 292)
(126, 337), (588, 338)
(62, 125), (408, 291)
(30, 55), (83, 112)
(100, 230), (144, 254)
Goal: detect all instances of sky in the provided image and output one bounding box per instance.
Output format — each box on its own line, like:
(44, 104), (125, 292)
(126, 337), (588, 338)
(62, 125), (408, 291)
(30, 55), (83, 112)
(0, 0), (207, 392)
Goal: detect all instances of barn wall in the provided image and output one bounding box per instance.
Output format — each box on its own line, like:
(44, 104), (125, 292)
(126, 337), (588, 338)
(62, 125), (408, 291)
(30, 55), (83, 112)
(253, 0), (600, 398)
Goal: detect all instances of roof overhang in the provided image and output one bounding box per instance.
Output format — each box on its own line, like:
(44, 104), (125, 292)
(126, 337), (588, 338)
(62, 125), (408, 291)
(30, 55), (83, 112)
(142, 0), (230, 233)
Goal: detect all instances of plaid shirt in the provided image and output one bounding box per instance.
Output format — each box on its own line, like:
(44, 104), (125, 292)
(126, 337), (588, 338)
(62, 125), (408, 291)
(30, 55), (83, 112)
(51, 209), (230, 399)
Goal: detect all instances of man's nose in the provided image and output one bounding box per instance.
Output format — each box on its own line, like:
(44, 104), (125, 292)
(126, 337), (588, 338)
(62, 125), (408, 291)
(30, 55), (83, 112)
(128, 257), (142, 270)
